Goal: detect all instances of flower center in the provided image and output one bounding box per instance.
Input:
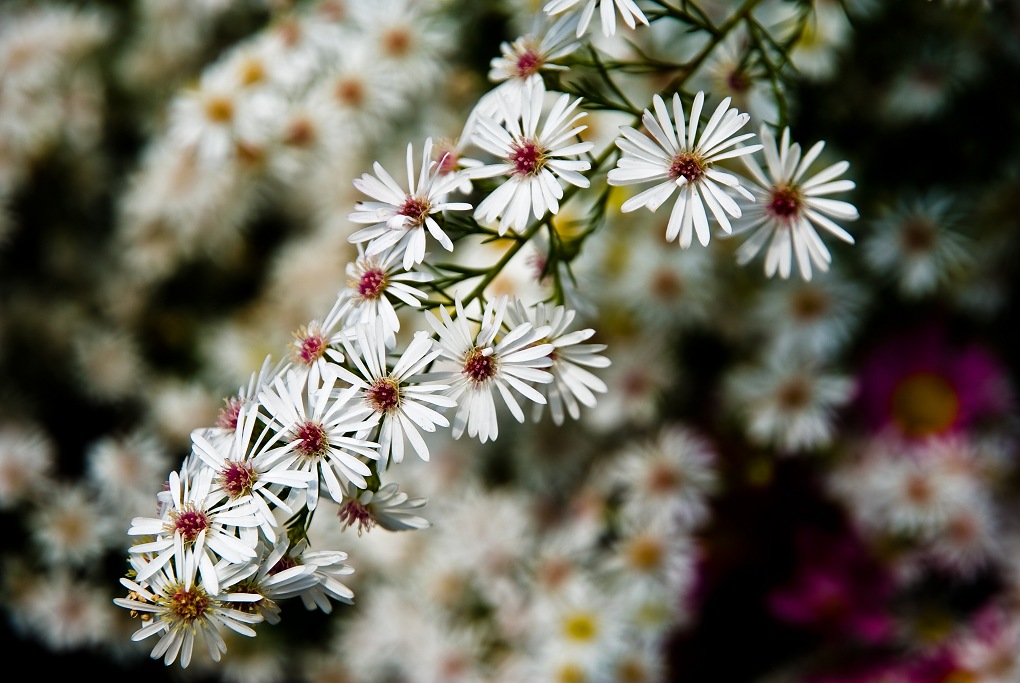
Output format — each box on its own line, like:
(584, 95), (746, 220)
(464, 347), (497, 385)
(357, 267), (387, 299)
(562, 611), (598, 642)
(668, 153), (704, 183)
(168, 584), (210, 625)
(509, 138), (545, 177)
(790, 287), (829, 321)
(218, 460), (256, 498)
(891, 372), (959, 438)
(204, 95), (234, 124)
(382, 27), (412, 57)
(284, 116), (317, 147)
(338, 499), (375, 535)
(335, 77), (365, 107)
(433, 144), (459, 175)
(727, 69), (751, 93)
(777, 377), (811, 409)
(366, 377), (402, 414)
(626, 535), (665, 572)
(900, 216), (937, 254)
(216, 396), (243, 430)
(293, 421), (329, 458)
(399, 195), (431, 227)
(168, 504), (209, 542)
(290, 325), (327, 366)
(514, 48), (543, 78)
(768, 186), (803, 220)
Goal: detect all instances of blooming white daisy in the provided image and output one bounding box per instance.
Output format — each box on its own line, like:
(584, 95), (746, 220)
(334, 320), (456, 467)
(257, 367), (381, 508)
(731, 125), (859, 280)
(343, 246), (432, 349)
(469, 77), (594, 236)
(486, 13), (581, 117)
(0, 422), (55, 509)
(425, 296), (555, 444)
(607, 91), (761, 247)
(348, 137), (472, 271)
(114, 541), (264, 668)
(504, 299), (610, 425)
(285, 539), (356, 614)
(283, 291), (350, 384)
(214, 536), (320, 625)
(544, 0), (649, 38)
(190, 404), (316, 543)
(336, 480), (431, 534)
(127, 466), (262, 594)
(85, 428), (172, 517)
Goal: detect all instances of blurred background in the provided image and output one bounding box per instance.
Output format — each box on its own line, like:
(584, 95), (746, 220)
(3, 0), (1020, 681)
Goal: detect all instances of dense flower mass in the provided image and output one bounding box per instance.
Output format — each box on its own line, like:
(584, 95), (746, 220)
(2, 1), (1019, 682)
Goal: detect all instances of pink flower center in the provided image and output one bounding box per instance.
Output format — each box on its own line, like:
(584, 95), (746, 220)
(169, 504), (209, 542)
(515, 49), (543, 78)
(294, 421), (328, 458)
(464, 347), (497, 385)
(767, 186), (803, 220)
(269, 555), (298, 575)
(399, 195), (431, 227)
(219, 460), (256, 498)
(338, 499), (375, 535)
(291, 325), (327, 365)
(358, 267), (387, 299)
(509, 138), (545, 177)
(668, 153), (704, 183)
(366, 377), (401, 414)
(216, 396), (243, 430)
(434, 147), (459, 175)
(727, 69), (751, 93)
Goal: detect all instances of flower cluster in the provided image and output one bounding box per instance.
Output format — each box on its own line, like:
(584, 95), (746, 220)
(2, 0), (1018, 682)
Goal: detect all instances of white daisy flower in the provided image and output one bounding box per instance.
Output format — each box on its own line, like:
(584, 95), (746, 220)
(348, 137), (472, 271)
(607, 91), (761, 247)
(469, 77), (594, 236)
(343, 246), (432, 349)
(333, 319), (456, 467)
(0, 422), (55, 509)
(286, 539), (356, 614)
(190, 404), (316, 543)
(114, 541), (264, 668)
(504, 299), (610, 425)
(214, 536), (320, 625)
(731, 125), (859, 280)
(425, 296), (555, 444)
(544, 0), (650, 38)
(486, 13), (581, 117)
(127, 466), (262, 595)
(336, 480), (431, 534)
(257, 368), (381, 509)
(283, 291), (350, 384)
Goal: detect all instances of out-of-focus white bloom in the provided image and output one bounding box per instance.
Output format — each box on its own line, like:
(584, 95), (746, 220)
(348, 137), (472, 271)
(583, 331), (677, 433)
(0, 422), (55, 509)
(544, 0), (649, 37)
(114, 542), (264, 668)
(731, 126), (858, 281)
(746, 270), (867, 361)
(425, 296), (555, 444)
(85, 429), (172, 517)
(257, 368), (380, 505)
(607, 91), (761, 247)
(470, 78), (594, 236)
(862, 192), (973, 298)
(334, 320), (455, 467)
(691, 27), (781, 126)
(723, 352), (855, 454)
(504, 299), (609, 424)
(880, 41), (980, 123)
(30, 482), (115, 568)
(602, 423), (718, 530)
